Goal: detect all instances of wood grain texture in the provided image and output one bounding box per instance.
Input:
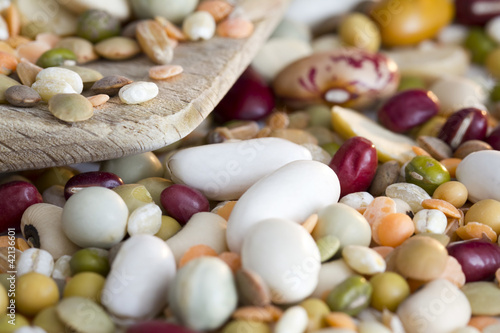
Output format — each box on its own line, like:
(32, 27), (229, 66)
(0, 0), (288, 172)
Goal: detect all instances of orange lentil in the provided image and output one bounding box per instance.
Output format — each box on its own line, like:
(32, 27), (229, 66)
(217, 17), (254, 39)
(214, 200), (237, 220)
(154, 16), (187, 41)
(218, 251), (241, 273)
(178, 244), (218, 268)
(324, 312), (357, 330)
(16, 41), (51, 64)
(412, 145), (431, 156)
(439, 157), (461, 178)
(0, 51), (18, 75)
(197, 0), (234, 22)
(0, 236), (29, 251)
(302, 213), (318, 233)
(373, 212), (415, 247)
(468, 316), (500, 331)
(456, 222), (498, 243)
(15, 238), (30, 251)
(363, 196), (397, 226)
(438, 256), (466, 288)
(422, 198), (462, 219)
(87, 94), (110, 107)
(0, 41), (17, 56)
(149, 64), (183, 80)
(4, 4), (20, 37)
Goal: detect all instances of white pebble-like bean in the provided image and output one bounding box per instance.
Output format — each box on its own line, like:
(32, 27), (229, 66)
(61, 187), (128, 249)
(339, 192), (374, 213)
(241, 218), (321, 304)
(13, 326), (48, 333)
(119, 81), (159, 104)
(102, 235), (176, 324)
(31, 79), (77, 102)
(36, 67), (84, 93)
(397, 279), (471, 333)
(450, 327), (481, 333)
(413, 209), (447, 234)
(167, 137), (312, 201)
(274, 305), (309, 333)
(456, 150), (500, 203)
(342, 245), (386, 275)
(51, 255), (71, 280)
(126, 202), (162, 236)
(486, 16), (500, 44)
(16, 248), (54, 277)
(166, 212), (228, 264)
(182, 11), (216, 41)
(227, 160), (340, 253)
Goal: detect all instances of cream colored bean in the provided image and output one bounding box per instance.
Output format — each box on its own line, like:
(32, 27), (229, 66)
(183, 11), (216, 41)
(413, 209), (448, 234)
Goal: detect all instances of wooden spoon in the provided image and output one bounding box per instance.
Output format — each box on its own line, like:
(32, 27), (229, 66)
(0, 0), (289, 173)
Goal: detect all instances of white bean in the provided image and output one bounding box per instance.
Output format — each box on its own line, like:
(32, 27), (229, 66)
(167, 137), (312, 201)
(227, 160), (340, 253)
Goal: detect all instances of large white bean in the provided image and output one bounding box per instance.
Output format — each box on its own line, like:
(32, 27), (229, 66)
(397, 279), (471, 333)
(101, 234), (176, 324)
(241, 218), (321, 304)
(166, 212), (228, 264)
(312, 259), (355, 299)
(456, 150), (500, 203)
(166, 137), (312, 201)
(227, 160), (340, 253)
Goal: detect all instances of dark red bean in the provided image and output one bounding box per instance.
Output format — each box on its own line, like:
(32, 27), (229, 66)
(455, 0), (500, 26)
(160, 184), (210, 225)
(64, 171), (123, 199)
(213, 66), (275, 123)
(328, 136), (378, 198)
(447, 239), (500, 282)
(377, 89), (439, 133)
(438, 107), (488, 149)
(0, 181), (43, 233)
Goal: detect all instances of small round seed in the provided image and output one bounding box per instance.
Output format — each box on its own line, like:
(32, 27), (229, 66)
(118, 81), (159, 104)
(48, 93), (94, 122)
(32, 79), (77, 102)
(453, 140), (493, 159)
(5, 85), (41, 107)
(148, 64), (183, 80)
(55, 37), (99, 64)
(91, 75), (133, 96)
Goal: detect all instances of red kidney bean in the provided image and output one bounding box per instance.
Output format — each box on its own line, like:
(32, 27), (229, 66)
(126, 321), (198, 333)
(486, 125), (500, 150)
(377, 89), (439, 133)
(447, 239), (500, 282)
(0, 181), (43, 233)
(160, 184), (210, 225)
(64, 171), (124, 199)
(213, 66), (275, 123)
(328, 136), (378, 197)
(438, 107), (488, 150)
(455, 0), (500, 26)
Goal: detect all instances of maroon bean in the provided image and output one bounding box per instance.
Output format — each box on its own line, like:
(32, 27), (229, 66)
(486, 125), (500, 150)
(438, 107), (488, 149)
(447, 239), (500, 282)
(455, 0), (500, 26)
(160, 184), (210, 225)
(0, 181), (43, 233)
(213, 66), (275, 123)
(64, 171), (123, 199)
(377, 89), (439, 133)
(328, 136), (378, 197)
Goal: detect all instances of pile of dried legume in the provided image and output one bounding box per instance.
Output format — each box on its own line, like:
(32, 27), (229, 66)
(0, 0), (253, 121)
(2, 0), (500, 332)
